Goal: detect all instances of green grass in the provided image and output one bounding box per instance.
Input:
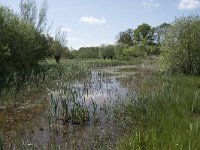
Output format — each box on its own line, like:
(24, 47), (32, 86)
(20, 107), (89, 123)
(117, 75), (200, 150)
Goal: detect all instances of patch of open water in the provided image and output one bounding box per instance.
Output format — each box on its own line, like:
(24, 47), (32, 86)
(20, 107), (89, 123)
(1, 65), (138, 149)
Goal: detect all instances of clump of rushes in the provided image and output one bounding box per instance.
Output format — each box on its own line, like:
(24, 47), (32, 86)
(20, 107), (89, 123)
(70, 102), (89, 125)
(49, 83), (90, 125)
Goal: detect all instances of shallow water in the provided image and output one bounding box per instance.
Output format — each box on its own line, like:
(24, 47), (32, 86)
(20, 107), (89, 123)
(0, 65), (139, 149)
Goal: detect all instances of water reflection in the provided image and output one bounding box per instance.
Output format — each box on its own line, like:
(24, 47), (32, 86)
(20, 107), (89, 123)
(1, 66), (137, 149)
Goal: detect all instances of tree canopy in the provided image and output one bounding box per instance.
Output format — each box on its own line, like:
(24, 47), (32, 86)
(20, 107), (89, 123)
(116, 29), (134, 47)
(134, 23), (154, 45)
(0, 5), (49, 76)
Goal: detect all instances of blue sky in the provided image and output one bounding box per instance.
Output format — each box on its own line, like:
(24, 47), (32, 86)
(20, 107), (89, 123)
(1, 0), (200, 49)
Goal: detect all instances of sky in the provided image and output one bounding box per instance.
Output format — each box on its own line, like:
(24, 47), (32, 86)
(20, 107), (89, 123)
(0, 0), (200, 49)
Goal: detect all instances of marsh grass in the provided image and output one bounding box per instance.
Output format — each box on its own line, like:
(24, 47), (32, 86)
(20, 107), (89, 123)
(0, 133), (3, 150)
(117, 75), (200, 150)
(0, 59), (135, 104)
(0, 59), (138, 149)
(2, 59), (199, 149)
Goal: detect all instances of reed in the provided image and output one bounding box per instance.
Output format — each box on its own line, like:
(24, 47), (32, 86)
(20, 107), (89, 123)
(117, 75), (200, 150)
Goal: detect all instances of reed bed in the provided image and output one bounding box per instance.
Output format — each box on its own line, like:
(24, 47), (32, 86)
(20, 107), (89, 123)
(117, 75), (200, 150)
(0, 59), (136, 149)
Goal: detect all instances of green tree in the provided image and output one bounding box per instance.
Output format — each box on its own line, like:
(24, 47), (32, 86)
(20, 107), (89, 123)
(116, 29), (134, 47)
(134, 23), (154, 45)
(0, 5), (49, 73)
(100, 44), (115, 59)
(77, 47), (99, 59)
(159, 15), (200, 74)
(154, 23), (171, 44)
(114, 43), (129, 59)
(50, 28), (67, 63)
(20, 0), (48, 32)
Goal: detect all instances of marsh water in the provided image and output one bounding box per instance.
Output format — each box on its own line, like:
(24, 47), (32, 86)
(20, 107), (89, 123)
(0, 65), (149, 149)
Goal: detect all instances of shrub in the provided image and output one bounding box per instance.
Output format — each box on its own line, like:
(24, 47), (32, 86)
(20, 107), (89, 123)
(0, 6), (49, 75)
(121, 46), (147, 60)
(100, 44), (115, 59)
(159, 15), (200, 74)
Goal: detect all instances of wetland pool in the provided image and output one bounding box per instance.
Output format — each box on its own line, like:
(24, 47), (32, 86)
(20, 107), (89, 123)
(0, 65), (147, 149)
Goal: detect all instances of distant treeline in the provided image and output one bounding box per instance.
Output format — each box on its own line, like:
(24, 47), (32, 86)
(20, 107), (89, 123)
(0, 0), (200, 76)
(70, 23), (171, 60)
(71, 16), (200, 74)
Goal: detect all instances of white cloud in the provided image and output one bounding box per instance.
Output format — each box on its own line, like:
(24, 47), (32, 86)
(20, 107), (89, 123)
(61, 27), (73, 33)
(178, 0), (200, 10)
(143, 0), (160, 8)
(80, 16), (106, 24)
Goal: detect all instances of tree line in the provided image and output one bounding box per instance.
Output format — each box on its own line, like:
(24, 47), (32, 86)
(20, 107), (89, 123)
(0, 0), (200, 75)
(72, 16), (200, 74)
(72, 22), (171, 60)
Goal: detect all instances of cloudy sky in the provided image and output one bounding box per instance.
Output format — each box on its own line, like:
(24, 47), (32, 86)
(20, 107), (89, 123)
(1, 0), (200, 49)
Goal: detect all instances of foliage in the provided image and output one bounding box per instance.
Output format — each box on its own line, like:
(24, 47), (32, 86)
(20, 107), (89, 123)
(53, 28), (68, 62)
(36, 28), (69, 63)
(76, 47), (99, 59)
(114, 43), (129, 59)
(20, 0), (48, 32)
(63, 47), (73, 59)
(121, 44), (159, 60)
(154, 23), (171, 44)
(134, 23), (155, 45)
(99, 44), (116, 59)
(121, 47), (146, 60)
(0, 6), (49, 76)
(116, 29), (134, 47)
(159, 15), (200, 74)
(115, 23), (161, 60)
(73, 44), (130, 60)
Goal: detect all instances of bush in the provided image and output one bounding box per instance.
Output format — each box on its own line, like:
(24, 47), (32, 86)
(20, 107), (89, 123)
(159, 15), (200, 74)
(76, 47), (99, 59)
(121, 45), (148, 60)
(100, 44), (115, 59)
(0, 6), (49, 75)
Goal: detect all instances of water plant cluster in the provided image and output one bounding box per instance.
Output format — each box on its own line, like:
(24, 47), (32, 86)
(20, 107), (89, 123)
(48, 67), (133, 125)
(0, 60), (132, 106)
(0, 59), (137, 149)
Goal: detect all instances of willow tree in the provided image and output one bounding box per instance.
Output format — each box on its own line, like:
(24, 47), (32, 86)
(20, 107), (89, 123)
(20, 0), (48, 32)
